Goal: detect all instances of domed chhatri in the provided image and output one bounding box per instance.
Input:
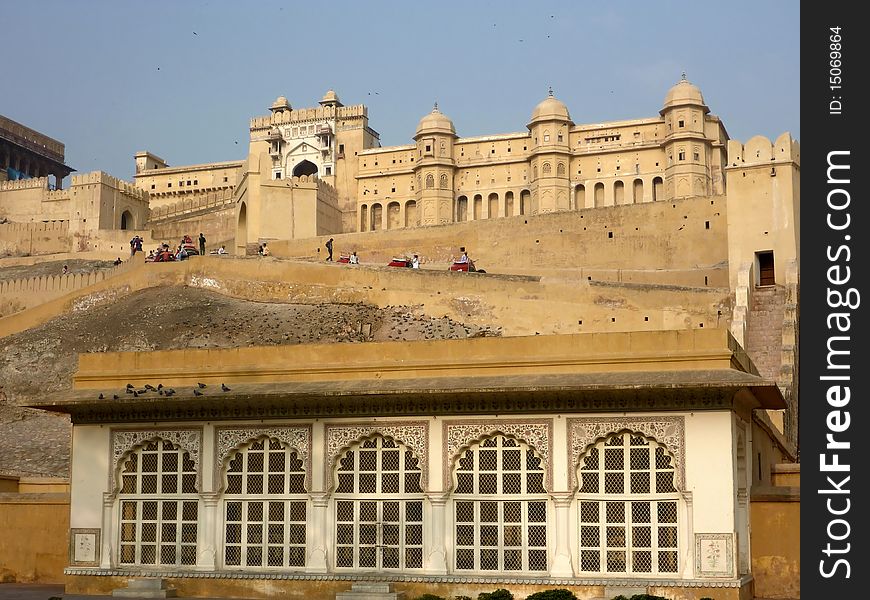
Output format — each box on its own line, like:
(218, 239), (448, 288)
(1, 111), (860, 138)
(415, 102), (456, 137)
(530, 87), (571, 124)
(319, 89), (343, 106)
(270, 95), (291, 112)
(662, 73), (709, 112)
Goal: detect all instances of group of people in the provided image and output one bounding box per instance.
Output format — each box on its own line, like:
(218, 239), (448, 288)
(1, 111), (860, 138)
(142, 232), (215, 263)
(258, 242), (270, 256)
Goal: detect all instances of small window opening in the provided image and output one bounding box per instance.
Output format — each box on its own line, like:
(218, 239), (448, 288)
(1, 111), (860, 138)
(757, 251), (775, 286)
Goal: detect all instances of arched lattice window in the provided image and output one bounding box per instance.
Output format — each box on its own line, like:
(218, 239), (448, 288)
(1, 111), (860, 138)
(440, 173), (449, 189)
(576, 432), (679, 575)
(118, 439), (198, 566)
(426, 173), (435, 189)
(557, 163), (566, 176)
(223, 437), (307, 569)
(453, 435), (548, 573)
(334, 436), (424, 571)
(542, 162), (552, 175)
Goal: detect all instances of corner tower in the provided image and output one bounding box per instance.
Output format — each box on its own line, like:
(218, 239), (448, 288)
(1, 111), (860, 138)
(527, 89), (573, 214)
(413, 104), (457, 225)
(660, 74), (712, 200)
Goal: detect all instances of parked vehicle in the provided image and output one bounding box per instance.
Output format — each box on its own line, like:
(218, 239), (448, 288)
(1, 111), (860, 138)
(388, 257), (412, 267)
(449, 259), (485, 273)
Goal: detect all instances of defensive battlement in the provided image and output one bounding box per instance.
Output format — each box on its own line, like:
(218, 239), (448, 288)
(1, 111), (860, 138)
(0, 220), (68, 233)
(726, 133), (800, 168)
(70, 171), (150, 202)
(250, 104), (368, 131)
(148, 188), (235, 222)
(0, 176), (49, 192)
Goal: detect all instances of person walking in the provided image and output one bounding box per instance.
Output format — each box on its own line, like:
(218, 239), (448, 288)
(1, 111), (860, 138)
(198, 232), (206, 256)
(325, 237), (334, 261)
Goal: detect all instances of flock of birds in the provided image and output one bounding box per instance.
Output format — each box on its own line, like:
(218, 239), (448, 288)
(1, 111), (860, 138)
(98, 381), (231, 400)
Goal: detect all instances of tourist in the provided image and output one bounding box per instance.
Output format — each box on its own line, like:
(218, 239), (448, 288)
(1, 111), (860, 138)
(349, 251), (359, 265)
(134, 236), (143, 254)
(258, 244), (264, 256)
(457, 247), (468, 263)
(325, 237), (334, 261)
(217, 245), (227, 255)
(114, 257), (123, 265)
(62, 264), (69, 275)
(199, 232), (206, 256)
(411, 254), (420, 269)
(262, 243), (270, 256)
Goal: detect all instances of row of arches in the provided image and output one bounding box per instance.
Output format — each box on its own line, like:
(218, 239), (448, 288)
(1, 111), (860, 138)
(113, 431), (681, 576)
(574, 177), (664, 209)
(359, 200), (418, 231)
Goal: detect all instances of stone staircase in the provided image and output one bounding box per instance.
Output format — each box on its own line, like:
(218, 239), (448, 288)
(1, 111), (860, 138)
(336, 582), (406, 600)
(111, 578), (177, 598)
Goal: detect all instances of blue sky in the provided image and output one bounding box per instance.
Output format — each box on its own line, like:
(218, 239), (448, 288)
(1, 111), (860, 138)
(4, 1), (799, 181)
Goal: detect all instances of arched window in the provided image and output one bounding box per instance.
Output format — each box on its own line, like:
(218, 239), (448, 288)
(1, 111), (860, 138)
(222, 437), (307, 569)
(557, 163), (566, 176)
(426, 173), (435, 189)
(334, 436), (424, 571)
(440, 173), (449, 189)
(542, 162), (551, 175)
(118, 439), (198, 566)
(453, 435), (548, 573)
(576, 432), (679, 575)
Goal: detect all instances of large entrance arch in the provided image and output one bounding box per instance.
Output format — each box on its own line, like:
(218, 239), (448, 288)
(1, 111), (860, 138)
(236, 202), (248, 255)
(292, 160), (318, 177)
(120, 210), (134, 230)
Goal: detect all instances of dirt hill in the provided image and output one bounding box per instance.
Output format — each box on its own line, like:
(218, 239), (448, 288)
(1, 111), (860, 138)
(0, 272), (501, 477)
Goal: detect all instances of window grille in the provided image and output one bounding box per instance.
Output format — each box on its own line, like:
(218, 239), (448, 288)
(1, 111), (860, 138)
(222, 437), (307, 569)
(577, 432), (679, 574)
(334, 436), (424, 571)
(118, 440), (198, 566)
(453, 435), (548, 573)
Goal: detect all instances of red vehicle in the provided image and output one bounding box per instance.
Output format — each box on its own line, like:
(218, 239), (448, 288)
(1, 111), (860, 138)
(388, 257), (412, 267)
(449, 259), (485, 273)
(338, 254), (351, 264)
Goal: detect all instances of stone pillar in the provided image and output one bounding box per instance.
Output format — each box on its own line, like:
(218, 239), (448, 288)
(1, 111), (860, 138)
(549, 492), (575, 577)
(308, 492), (329, 572)
(198, 492), (220, 570)
(101, 492), (116, 568)
(425, 493), (449, 574)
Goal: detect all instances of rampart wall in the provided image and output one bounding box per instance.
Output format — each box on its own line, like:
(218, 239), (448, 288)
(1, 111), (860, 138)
(0, 255), (140, 317)
(0, 220), (70, 256)
(272, 194), (731, 288)
(0, 254), (731, 342)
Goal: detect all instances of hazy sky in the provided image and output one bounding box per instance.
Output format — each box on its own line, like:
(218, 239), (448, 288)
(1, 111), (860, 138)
(4, 1), (799, 182)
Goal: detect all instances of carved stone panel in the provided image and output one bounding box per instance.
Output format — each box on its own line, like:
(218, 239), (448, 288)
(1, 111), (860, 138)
(443, 419), (553, 491)
(215, 425), (312, 491)
(110, 428), (202, 492)
(695, 533), (736, 577)
(567, 416), (685, 491)
(325, 422), (429, 489)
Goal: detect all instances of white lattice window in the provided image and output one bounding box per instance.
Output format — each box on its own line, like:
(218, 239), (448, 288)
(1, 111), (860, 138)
(453, 435), (548, 573)
(577, 432), (679, 575)
(118, 439), (198, 566)
(334, 436), (424, 571)
(223, 437), (307, 569)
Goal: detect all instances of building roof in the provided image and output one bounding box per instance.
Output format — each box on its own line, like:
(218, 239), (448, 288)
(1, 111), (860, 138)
(529, 89), (572, 125)
(415, 104), (456, 138)
(662, 73), (709, 113)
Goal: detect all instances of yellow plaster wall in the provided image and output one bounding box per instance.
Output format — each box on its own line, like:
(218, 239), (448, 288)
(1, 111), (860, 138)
(751, 494), (800, 599)
(273, 194), (730, 286)
(0, 492), (70, 583)
(0, 220), (70, 256)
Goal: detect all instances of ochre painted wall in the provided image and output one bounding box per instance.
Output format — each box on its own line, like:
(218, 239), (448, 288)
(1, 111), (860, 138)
(0, 493), (70, 583)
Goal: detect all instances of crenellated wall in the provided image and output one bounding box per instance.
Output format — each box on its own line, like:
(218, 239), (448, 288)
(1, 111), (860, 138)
(0, 220), (70, 256)
(0, 254), (141, 317)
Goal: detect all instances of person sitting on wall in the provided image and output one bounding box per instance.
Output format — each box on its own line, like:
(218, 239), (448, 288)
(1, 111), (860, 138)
(258, 244), (264, 256)
(114, 257), (123, 265)
(457, 247), (468, 263)
(349, 251), (359, 264)
(262, 243), (270, 256)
